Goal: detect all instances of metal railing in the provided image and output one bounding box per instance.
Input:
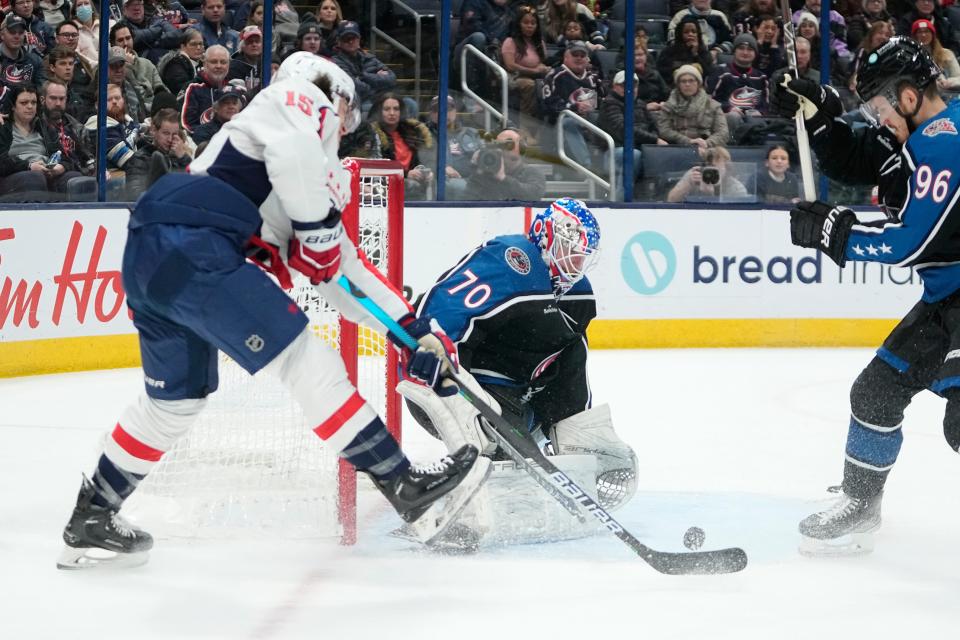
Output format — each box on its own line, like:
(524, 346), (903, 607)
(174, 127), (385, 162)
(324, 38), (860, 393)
(556, 110), (616, 201)
(370, 0), (435, 105)
(459, 44), (508, 131)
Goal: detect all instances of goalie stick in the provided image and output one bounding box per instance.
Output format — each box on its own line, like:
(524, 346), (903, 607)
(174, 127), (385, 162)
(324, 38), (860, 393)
(337, 275), (748, 575)
(780, 0), (817, 200)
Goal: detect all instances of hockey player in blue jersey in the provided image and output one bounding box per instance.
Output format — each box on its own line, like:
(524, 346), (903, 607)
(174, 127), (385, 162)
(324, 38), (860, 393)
(397, 199), (638, 541)
(789, 37), (960, 555)
(56, 53), (489, 569)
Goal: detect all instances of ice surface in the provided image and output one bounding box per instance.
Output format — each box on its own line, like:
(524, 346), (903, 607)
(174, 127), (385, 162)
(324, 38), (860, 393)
(2, 349), (959, 639)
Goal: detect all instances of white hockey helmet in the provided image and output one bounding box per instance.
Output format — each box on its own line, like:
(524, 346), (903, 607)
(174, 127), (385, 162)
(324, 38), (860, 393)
(275, 52), (361, 133)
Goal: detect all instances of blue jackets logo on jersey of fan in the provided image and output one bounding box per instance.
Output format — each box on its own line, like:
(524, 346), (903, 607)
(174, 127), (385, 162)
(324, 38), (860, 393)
(504, 246), (531, 275)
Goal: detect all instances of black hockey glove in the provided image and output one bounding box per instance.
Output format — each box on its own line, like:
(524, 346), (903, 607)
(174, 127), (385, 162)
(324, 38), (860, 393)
(770, 73), (842, 138)
(790, 200), (856, 267)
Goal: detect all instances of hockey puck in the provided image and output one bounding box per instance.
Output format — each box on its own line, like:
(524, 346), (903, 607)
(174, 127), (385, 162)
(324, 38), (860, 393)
(683, 526), (705, 550)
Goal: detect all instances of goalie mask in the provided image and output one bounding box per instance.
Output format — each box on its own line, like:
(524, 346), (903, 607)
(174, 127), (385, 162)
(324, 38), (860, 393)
(529, 198), (601, 295)
(275, 52), (361, 134)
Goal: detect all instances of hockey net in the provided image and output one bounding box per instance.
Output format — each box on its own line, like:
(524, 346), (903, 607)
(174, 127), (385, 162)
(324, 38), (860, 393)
(123, 159), (405, 544)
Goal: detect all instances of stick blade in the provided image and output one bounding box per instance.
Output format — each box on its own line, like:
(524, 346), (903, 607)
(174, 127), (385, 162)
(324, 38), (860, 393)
(643, 546), (748, 575)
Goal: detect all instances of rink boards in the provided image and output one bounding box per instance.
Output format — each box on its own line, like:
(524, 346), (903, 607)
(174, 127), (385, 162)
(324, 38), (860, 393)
(0, 204), (919, 376)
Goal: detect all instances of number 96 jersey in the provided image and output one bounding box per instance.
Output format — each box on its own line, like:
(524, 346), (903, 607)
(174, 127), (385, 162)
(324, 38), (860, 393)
(417, 234), (597, 425)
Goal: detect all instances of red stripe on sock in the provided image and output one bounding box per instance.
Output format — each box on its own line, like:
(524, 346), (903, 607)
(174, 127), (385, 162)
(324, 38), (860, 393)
(314, 391), (366, 440)
(111, 423), (165, 462)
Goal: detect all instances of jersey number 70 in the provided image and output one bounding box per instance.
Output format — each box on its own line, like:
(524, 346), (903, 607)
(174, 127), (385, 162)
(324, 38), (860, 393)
(447, 269), (491, 308)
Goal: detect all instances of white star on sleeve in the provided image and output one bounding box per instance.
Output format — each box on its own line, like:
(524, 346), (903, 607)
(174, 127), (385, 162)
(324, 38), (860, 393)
(866, 244), (879, 256)
(853, 244), (865, 256)
(879, 243), (892, 254)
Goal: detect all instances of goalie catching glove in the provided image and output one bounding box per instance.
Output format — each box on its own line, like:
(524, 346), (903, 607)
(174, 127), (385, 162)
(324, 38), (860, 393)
(393, 314), (459, 395)
(770, 73), (842, 139)
(287, 208), (344, 284)
(790, 200), (856, 267)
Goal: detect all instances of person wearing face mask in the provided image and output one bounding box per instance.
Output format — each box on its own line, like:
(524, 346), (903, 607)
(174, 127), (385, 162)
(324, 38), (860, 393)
(71, 0), (106, 68)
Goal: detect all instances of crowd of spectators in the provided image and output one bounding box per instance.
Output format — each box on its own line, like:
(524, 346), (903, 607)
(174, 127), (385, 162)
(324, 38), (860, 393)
(3, 0), (960, 204)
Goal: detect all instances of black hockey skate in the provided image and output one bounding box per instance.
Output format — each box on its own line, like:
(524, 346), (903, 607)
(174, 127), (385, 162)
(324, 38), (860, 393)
(373, 444), (490, 544)
(798, 491), (882, 557)
(56, 476), (154, 570)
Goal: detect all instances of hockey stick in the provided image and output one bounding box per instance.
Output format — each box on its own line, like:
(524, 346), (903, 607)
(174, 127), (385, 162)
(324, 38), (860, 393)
(337, 275), (748, 575)
(780, 0), (817, 200)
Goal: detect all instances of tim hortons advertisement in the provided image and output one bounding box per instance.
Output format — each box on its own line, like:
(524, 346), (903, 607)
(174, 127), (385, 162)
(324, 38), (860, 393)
(0, 209), (134, 342)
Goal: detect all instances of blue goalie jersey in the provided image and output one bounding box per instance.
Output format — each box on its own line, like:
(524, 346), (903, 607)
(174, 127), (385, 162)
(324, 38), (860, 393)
(845, 99), (960, 302)
(417, 234), (596, 421)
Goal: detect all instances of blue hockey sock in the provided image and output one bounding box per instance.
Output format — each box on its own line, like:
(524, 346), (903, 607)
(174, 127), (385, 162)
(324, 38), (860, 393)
(340, 418), (410, 480)
(90, 454), (145, 510)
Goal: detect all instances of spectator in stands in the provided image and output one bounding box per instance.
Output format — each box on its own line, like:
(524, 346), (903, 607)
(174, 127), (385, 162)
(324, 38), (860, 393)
(794, 12), (848, 84)
(295, 21), (324, 55)
(111, 22), (168, 113)
(245, 0), (265, 28)
(199, 0), (239, 54)
(794, 36), (819, 82)
(540, 40), (604, 167)
(39, 79), (93, 186)
(180, 44), (230, 132)
(846, 0), (894, 51)
(331, 20), (396, 111)
(463, 126), (545, 201)
(707, 33), (768, 132)
(500, 5), (550, 121)
(190, 82), (245, 144)
(423, 94), (475, 200)
(96, 46), (147, 122)
(312, 0), (343, 53)
(71, 0), (102, 66)
(547, 19), (605, 80)
(367, 91), (434, 200)
(0, 85), (53, 196)
(270, 0), (303, 59)
(656, 64), (728, 149)
(38, 0), (71, 29)
(157, 28), (204, 96)
(152, 0), (192, 30)
(792, 0), (852, 65)
(227, 25), (263, 93)
(0, 15), (46, 111)
(630, 46), (670, 108)
(657, 16), (712, 87)
(121, 0), (181, 64)
(913, 18), (960, 90)
(82, 82), (141, 169)
(45, 45), (95, 121)
(756, 143), (800, 204)
(455, 0), (514, 94)
(538, 0), (604, 47)
(847, 21), (892, 92)
(751, 14), (782, 78)
(12, 0), (56, 56)
(667, 0), (733, 61)
(730, 0), (776, 37)
(598, 69), (666, 199)
(58, 16), (95, 70)
(124, 107), (192, 198)
(666, 145), (747, 202)
(897, 0), (957, 55)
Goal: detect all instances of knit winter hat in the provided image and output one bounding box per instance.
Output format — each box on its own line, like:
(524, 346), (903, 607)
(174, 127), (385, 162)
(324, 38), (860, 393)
(733, 33), (758, 53)
(673, 64), (703, 85)
(796, 11), (819, 34)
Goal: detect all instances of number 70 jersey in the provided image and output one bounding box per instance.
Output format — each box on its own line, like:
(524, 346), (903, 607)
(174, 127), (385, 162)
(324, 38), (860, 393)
(844, 100), (960, 302)
(416, 234), (596, 388)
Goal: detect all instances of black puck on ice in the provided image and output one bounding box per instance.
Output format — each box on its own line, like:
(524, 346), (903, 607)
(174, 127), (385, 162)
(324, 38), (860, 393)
(683, 526), (705, 550)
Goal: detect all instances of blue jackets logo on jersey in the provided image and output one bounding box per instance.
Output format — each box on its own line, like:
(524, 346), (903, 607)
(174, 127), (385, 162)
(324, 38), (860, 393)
(504, 247), (532, 275)
(621, 232), (676, 295)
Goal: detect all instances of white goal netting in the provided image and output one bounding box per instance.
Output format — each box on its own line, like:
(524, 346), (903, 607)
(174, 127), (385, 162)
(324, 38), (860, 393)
(123, 159), (405, 542)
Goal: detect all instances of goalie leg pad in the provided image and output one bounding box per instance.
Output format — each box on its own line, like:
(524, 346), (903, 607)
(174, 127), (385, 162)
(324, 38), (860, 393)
(398, 369), (500, 455)
(549, 404), (638, 510)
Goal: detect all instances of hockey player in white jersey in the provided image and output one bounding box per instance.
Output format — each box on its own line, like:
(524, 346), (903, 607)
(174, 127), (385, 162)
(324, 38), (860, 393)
(57, 53), (490, 569)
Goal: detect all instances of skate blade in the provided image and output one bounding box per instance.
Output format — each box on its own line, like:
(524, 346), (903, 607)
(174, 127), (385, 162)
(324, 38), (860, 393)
(407, 456), (491, 545)
(56, 545), (149, 570)
(391, 522), (482, 555)
(798, 531), (876, 557)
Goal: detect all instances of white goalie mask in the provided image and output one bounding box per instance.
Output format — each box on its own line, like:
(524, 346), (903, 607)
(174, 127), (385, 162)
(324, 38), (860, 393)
(275, 52), (361, 134)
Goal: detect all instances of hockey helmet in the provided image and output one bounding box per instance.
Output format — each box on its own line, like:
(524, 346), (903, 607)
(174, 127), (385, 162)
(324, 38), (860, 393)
(529, 198), (601, 293)
(857, 36), (940, 126)
(275, 52), (361, 133)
